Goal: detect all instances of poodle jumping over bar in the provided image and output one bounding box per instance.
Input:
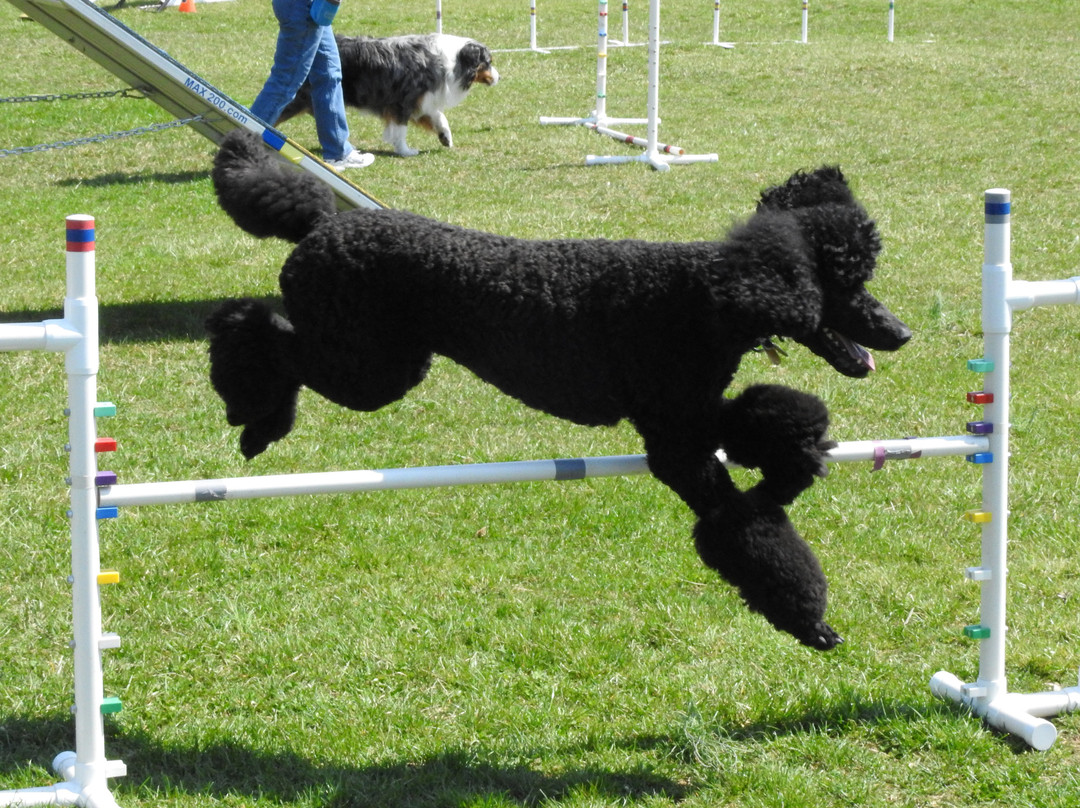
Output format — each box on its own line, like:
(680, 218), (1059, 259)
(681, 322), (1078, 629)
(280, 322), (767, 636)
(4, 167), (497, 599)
(206, 130), (911, 650)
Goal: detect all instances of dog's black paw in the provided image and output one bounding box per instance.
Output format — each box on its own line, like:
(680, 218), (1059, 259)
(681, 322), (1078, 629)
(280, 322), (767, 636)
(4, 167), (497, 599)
(692, 492), (838, 650)
(798, 621), (844, 651)
(721, 385), (835, 504)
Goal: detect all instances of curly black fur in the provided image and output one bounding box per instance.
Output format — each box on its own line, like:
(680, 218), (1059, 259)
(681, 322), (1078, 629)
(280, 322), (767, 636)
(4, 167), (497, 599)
(206, 130), (911, 649)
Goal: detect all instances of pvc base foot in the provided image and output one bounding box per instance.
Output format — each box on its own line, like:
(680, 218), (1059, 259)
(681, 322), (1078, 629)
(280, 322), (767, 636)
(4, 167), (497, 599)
(931, 670), (1080, 750)
(0, 753), (122, 808)
(585, 150), (719, 171)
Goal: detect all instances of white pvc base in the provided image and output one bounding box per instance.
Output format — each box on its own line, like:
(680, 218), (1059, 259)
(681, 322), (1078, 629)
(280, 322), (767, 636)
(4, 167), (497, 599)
(495, 45), (580, 54)
(585, 149), (718, 171)
(0, 753), (121, 808)
(154, 0), (234, 6)
(539, 114), (651, 127)
(931, 671), (1080, 751)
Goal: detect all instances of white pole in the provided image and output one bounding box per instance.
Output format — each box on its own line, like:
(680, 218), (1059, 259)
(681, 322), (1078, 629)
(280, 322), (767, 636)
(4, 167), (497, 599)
(642, 0), (664, 168)
(529, 0), (537, 49)
(595, 0), (610, 121)
(609, 0), (631, 46)
(98, 436), (988, 508)
(974, 189), (1012, 705)
(435, 0), (442, 34)
(888, 0), (895, 42)
(587, 122), (685, 155)
(63, 216), (126, 808)
(0, 216), (123, 808)
(801, 0), (809, 44)
(931, 190), (1080, 751)
(706, 0), (734, 48)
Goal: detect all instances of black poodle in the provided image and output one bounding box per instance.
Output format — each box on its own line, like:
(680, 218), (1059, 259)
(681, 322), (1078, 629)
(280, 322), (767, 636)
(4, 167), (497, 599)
(206, 130), (911, 650)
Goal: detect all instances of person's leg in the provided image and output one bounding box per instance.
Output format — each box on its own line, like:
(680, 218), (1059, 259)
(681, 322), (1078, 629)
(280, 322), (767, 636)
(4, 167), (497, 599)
(305, 24), (354, 161)
(250, 0), (321, 127)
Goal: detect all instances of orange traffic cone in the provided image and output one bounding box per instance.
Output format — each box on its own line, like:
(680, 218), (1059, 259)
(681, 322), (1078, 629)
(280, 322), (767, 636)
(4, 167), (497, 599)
(179, 0), (196, 12)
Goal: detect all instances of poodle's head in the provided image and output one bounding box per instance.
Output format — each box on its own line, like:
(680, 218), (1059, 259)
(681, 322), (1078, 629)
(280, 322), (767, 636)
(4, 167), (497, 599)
(794, 203), (910, 377)
(755, 167), (912, 377)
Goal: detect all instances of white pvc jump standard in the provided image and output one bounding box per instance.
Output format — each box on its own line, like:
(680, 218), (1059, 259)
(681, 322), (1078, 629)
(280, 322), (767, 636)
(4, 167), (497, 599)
(493, 1), (579, 55)
(930, 191), (1080, 751)
(0, 217), (124, 808)
(558, 0), (717, 170)
(608, 1), (645, 48)
(705, 0), (735, 48)
(539, 0), (650, 131)
(584, 0), (718, 170)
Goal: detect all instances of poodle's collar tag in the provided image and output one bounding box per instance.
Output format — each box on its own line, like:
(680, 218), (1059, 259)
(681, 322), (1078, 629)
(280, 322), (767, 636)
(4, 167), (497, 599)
(757, 338), (787, 366)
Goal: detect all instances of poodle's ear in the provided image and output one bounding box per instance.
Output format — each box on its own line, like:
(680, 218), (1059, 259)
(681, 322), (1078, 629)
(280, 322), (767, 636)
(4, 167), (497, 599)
(713, 210), (825, 339)
(757, 166), (855, 212)
(799, 204), (882, 287)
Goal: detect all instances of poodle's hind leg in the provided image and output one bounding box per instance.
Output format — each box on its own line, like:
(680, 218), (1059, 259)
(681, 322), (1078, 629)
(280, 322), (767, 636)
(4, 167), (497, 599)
(694, 491), (842, 651)
(719, 384), (838, 506)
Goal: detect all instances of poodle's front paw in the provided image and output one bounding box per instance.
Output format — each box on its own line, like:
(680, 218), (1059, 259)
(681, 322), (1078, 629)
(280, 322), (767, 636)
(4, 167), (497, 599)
(754, 435), (838, 505)
(721, 384), (836, 504)
(797, 621), (844, 652)
(804, 436), (839, 479)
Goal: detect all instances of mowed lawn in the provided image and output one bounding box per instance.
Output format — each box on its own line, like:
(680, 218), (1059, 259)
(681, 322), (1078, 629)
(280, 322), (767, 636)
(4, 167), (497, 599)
(3, 1), (1080, 806)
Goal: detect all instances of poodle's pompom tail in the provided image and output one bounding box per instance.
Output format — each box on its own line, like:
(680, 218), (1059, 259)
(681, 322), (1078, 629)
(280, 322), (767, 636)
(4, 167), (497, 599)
(206, 299), (302, 459)
(693, 492), (843, 651)
(212, 129), (335, 243)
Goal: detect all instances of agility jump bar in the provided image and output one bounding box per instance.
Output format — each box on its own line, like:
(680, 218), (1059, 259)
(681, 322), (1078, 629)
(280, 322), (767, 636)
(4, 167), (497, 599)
(97, 435), (990, 508)
(7, 0), (383, 211)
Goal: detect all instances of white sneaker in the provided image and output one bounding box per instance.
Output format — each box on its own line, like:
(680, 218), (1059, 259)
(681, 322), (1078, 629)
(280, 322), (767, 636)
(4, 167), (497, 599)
(326, 150), (375, 170)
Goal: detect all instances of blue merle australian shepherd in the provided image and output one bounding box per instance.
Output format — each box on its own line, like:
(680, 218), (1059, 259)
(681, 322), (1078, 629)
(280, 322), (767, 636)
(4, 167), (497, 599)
(276, 33), (499, 156)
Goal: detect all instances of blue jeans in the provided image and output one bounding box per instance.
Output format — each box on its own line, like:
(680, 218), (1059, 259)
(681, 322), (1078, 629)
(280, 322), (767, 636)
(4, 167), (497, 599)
(251, 0), (354, 161)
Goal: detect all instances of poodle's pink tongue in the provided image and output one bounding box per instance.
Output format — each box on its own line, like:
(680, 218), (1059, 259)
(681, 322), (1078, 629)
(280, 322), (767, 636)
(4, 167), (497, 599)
(830, 330), (875, 371)
(849, 340), (875, 371)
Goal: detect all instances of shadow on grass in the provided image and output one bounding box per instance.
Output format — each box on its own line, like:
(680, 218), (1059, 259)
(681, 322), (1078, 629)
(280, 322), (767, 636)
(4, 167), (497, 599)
(0, 715), (690, 807)
(55, 171), (211, 188)
(630, 693), (1037, 761)
(0, 299), (280, 343)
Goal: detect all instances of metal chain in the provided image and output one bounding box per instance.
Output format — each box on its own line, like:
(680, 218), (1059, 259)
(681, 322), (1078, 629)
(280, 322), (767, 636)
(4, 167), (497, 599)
(0, 114), (208, 158)
(0, 88), (145, 104)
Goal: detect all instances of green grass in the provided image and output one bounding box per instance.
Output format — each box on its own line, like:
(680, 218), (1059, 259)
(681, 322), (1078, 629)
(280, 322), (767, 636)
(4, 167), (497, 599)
(3, 0), (1080, 805)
